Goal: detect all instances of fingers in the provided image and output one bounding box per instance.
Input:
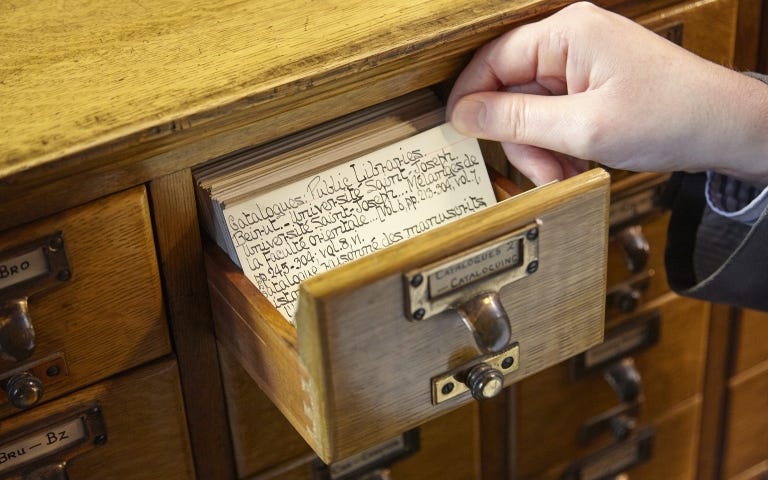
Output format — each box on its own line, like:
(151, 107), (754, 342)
(501, 143), (589, 185)
(449, 89), (598, 159)
(446, 21), (566, 117)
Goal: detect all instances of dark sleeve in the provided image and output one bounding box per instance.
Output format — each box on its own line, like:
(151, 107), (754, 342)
(662, 71), (768, 311)
(664, 173), (768, 311)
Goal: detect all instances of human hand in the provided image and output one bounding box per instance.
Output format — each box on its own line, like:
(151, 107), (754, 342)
(447, 2), (768, 185)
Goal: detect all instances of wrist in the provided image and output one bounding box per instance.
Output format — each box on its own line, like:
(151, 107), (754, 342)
(709, 71), (768, 184)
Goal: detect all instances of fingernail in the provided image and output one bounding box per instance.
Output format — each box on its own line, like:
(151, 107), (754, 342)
(451, 99), (486, 136)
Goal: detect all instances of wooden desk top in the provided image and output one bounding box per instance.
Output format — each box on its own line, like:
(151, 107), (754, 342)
(1, 0), (562, 177)
(2, 0), (671, 230)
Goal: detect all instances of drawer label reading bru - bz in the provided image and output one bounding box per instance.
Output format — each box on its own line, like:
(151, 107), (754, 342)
(0, 418), (85, 473)
(0, 406), (106, 477)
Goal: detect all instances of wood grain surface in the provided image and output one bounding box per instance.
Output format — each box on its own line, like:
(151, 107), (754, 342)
(0, 358), (195, 479)
(296, 169), (609, 461)
(0, 0), (566, 176)
(150, 170), (236, 479)
(0, 186), (170, 419)
(722, 362), (768, 478)
(516, 293), (710, 478)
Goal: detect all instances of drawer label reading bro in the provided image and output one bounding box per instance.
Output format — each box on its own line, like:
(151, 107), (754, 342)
(0, 233), (71, 301)
(0, 248), (48, 292)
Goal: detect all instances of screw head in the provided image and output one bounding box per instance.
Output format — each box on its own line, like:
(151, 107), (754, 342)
(526, 227), (539, 241)
(526, 260), (539, 274)
(57, 269), (71, 282)
(48, 236), (64, 251)
(501, 356), (514, 369)
(93, 434), (108, 446)
(441, 382), (455, 396)
(46, 365), (60, 377)
(412, 308), (426, 320)
(410, 274), (423, 288)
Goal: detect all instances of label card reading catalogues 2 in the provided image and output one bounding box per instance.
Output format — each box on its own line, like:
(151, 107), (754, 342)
(225, 124), (497, 323)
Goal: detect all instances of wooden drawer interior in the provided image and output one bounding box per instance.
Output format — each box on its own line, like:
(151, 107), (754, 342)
(0, 358), (193, 479)
(0, 186), (170, 418)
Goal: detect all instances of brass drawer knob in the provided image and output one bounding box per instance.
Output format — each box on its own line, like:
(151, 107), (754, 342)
(465, 363), (504, 401)
(6, 371), (44, 409)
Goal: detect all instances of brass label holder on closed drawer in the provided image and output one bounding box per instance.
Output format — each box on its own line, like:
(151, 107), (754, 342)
(0, 404), (106, 479)
(0, 233), (72, 363)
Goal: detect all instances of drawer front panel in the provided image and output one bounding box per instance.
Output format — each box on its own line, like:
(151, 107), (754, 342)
(0, 187), (170, 417)
(523, 398), (702, 480)
(208, 169), (610, 462)
(245, 403), (481, 480)
(734, 310), (768, 375)
(723, 362), (768, 478)
(0, 358), (193, 479)
(517, 294), (709, 477)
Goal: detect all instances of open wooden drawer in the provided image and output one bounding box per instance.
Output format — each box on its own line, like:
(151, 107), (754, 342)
(205, 168), (610, 462)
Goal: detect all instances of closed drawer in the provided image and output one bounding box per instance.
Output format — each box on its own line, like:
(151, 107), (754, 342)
(0, 358), (194, 479)
(248, 402), (481, 480)
(517, 293), (709, 478)
(606, 174), (670, 318)
(722, 361), (768, 478)
(733, 310), (768, 375)
(0, 187), (171, 416)
(525, 396), (702, 480)
(206, 169), (610, 462)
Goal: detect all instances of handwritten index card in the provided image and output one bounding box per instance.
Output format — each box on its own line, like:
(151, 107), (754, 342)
(223, 123), (497, 322)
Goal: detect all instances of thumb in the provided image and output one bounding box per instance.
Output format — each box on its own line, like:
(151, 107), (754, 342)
(449, 91), (595, 159)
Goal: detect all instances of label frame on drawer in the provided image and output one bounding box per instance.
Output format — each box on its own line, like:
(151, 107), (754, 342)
(0, 232), (71, 301)
(570, 310), (661, 380)
(561, 427), (654, 480)
(0, 404), (106, 478)
(404, 222), (539, 321)
(312, 429), (420, 480)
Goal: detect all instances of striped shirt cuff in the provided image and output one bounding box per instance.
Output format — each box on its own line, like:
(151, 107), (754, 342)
(705, 171), (768, 225)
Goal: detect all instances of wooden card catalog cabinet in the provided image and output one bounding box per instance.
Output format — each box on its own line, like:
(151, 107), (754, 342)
(206, 169), (610, 462)
(0, 187), (170, 417)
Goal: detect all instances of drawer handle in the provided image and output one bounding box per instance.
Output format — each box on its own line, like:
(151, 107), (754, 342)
(0, 232), (73, 363)
(604, 358), (643, 403)
(617, 226), (650, 274)
(0, 298), (36, 362)
(454, 292), (511, 354)
(406, 222), (539, 354)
